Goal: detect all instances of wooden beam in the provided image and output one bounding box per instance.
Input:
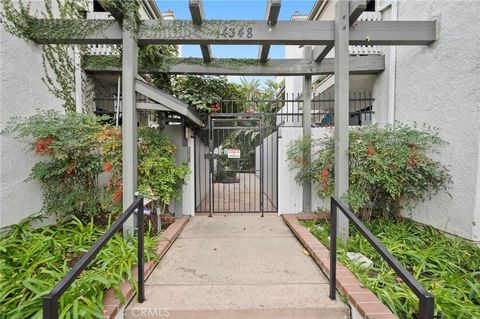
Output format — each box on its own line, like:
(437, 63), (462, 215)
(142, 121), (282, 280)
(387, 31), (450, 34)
(312, 0), (367, 62)
(83, 55), (385, 75)
(189, 0), (211, 63)
(135, 80), (204, 127)
(258, 0), (281, 63)
(302, 47), (312, 213)
(350, 21), (437, 45)
(349, 0), (368, 25)
(137, 102), (170, 111)
(30, 19), (436, 46)
(121, 26), (138, 232)
(312, 44), (333, 63)
(334, 2), (350, 239)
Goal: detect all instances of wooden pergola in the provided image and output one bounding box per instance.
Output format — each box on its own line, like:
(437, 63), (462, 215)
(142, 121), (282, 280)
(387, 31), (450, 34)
(31, 0), (437, 238)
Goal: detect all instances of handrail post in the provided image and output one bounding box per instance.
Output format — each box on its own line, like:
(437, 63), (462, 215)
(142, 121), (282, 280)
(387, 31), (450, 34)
(137, 197), (145, 303)
(418, 295), (435, 319)
(42, 295), (58, 319)
(329, 197), (337, 300)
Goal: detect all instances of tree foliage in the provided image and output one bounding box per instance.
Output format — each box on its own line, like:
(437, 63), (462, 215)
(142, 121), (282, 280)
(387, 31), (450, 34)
(171, 75), (244, 112)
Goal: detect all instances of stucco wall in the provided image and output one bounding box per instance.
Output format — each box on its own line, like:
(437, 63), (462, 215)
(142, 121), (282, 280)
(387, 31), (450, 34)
(391, 1), (480, 241)
(0, 8), (63, 227)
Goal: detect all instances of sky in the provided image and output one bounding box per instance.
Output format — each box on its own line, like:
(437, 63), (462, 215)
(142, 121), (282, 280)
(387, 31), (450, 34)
(155, 0), (316, 85)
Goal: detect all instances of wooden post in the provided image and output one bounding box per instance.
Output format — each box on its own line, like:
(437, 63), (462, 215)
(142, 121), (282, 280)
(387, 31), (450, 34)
(122, 26), (138, 233)
(334, 1), (350, 239)
(303, 46), (312, 213)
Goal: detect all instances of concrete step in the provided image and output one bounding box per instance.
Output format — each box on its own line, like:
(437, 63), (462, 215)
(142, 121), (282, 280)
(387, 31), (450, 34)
(125, 283), (349, 319)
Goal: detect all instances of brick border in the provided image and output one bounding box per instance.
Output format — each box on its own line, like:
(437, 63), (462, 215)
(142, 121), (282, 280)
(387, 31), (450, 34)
(102, 216), (190, 319)
(282, 215), (397, 319)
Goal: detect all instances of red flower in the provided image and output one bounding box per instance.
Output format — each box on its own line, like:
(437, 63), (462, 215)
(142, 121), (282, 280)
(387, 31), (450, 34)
(65, 164), (75, 175)
(104, 161), (112, 172)
(113, 189), (122, 204)
(35, 137), (54, 155)
(367, 144), (375, 157)
(211, 103), (221, 112)
(407, 158), (416, 168)
(322, 169), (329, 178)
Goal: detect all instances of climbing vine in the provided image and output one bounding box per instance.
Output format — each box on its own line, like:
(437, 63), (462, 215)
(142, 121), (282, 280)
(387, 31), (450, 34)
(83, 55), (263, 73)
(102, 0), (142, 34)
(0, 0), (91, 111)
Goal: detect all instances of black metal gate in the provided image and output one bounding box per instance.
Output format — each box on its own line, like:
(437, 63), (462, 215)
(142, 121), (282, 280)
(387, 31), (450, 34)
(195, 113), (278, 215)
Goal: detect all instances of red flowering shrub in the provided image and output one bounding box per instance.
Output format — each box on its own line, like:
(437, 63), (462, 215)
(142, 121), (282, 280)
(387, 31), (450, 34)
(35, 136), (54, 155)
(288, 124), (452, 216)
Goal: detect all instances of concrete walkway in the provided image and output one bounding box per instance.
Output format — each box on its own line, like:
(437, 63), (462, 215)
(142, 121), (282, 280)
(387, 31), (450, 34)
(126, 215), (349, 319)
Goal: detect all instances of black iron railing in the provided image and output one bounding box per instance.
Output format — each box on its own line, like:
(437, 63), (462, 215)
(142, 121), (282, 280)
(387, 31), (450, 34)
(43, 197), (145, 319)
(329, 196), (436, 319)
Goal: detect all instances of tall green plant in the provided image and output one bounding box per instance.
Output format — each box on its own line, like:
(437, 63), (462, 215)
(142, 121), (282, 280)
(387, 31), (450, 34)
(288, 124), (452, 216)
(137, 127), (189, 214)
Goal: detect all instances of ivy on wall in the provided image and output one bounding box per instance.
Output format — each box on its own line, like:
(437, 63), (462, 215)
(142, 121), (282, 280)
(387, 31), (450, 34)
(102, 0), (141, 34)
(0, 0), (90, 111)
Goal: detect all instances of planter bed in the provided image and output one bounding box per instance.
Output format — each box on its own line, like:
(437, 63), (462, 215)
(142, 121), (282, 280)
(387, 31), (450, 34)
(286, 215), (480, 319)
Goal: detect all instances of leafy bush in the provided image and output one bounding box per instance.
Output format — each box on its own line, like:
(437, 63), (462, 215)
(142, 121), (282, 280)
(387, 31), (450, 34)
(172, 75), (244, 112)
(302, 218), (480, 319)
(137, 127), (189, 213)
(0, 215), (158, 319)
(287, 124), (452, 216)
(4, 111), (189, 222)
(4, 111), (107, 221)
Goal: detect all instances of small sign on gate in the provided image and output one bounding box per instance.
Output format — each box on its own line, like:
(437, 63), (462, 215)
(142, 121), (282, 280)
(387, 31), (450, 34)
(226, 149), (241, 159)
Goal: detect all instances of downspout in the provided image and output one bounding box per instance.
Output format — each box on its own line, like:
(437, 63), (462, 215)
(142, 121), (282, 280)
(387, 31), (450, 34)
(387, 0), (398, 124)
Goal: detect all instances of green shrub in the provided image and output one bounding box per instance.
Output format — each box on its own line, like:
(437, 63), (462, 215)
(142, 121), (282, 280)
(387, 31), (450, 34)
(302, 218), (480, 319)
(4, 112), (190, 222)
(288, 124), (452, 216)
(4, 110), (107, 221)
(0, 215), (158, 319)
(137, 127), (189, 214)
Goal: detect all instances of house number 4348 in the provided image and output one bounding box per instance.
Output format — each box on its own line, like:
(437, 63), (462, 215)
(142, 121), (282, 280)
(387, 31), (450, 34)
(221, 27), (253, 38)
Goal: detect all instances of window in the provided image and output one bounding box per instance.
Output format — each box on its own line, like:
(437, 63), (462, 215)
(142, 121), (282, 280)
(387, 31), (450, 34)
(93, 0), (106, 12)
(365, 0), (376, 12)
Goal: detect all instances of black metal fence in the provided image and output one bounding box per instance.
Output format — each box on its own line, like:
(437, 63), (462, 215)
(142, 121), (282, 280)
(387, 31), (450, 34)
(94, 91), (374, 128)
(42, 198), (145, 319)
(216, 91), (374, 128)
(329, 197), (437, 319)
